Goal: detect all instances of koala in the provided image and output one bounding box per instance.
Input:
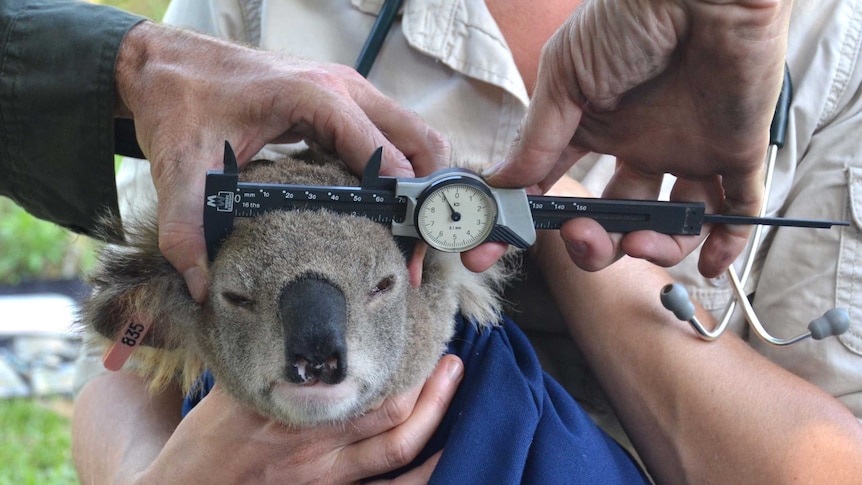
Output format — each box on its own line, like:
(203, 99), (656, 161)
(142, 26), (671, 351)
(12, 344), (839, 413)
(79, 152), (513, 426)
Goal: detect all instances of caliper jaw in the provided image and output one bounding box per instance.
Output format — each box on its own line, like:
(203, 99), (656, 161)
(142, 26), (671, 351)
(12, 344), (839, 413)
(203, 141), (240, 261)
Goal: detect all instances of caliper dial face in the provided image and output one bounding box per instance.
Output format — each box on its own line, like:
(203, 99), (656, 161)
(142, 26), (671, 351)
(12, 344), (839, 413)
(415, 178), (498, 252)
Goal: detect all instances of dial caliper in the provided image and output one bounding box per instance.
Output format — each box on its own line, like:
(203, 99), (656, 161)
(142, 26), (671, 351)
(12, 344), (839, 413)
(203, 142), (848, 260)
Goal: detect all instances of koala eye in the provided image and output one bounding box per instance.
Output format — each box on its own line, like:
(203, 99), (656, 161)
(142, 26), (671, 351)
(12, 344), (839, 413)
(222, 291), (255, 308)
(370, 276), (394, 296)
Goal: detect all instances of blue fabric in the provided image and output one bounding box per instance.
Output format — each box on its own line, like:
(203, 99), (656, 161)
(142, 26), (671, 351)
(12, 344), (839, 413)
(183, 315), (648, 484)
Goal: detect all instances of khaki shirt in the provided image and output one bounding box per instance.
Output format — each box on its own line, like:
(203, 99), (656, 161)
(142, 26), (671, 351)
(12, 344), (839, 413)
(116, 0), (862, 421)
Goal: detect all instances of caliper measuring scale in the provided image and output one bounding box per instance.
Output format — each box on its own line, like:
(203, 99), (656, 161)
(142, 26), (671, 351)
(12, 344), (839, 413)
(203, 143), (848, 260)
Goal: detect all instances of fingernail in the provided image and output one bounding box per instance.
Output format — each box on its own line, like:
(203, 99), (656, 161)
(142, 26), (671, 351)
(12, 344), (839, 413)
(446, 359), (463, 382)
(184, 266), (208, 303)
(565, 240), (588, 257)
(480, 161), (504, 179)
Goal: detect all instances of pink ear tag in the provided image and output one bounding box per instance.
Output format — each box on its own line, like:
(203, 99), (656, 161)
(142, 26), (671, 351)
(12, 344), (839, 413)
(102, 316), (153, 371)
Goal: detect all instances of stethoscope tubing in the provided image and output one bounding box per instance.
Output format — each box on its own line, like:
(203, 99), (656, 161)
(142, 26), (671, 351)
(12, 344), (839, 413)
(663, 66), (849, 345)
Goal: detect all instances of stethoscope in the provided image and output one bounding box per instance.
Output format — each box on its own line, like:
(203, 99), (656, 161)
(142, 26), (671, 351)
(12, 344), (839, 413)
(354, 4), (851, 346)
(660, 67), (851, 346)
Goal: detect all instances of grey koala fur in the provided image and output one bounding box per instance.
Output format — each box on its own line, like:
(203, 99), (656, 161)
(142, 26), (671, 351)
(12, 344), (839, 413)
(80, 152), (513, 426)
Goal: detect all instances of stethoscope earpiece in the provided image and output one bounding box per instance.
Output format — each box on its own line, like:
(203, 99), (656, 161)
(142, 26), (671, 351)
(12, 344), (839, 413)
(660, 283), (695, 321)
(809, 309), (851, 340)
(660, 283), (723, 341)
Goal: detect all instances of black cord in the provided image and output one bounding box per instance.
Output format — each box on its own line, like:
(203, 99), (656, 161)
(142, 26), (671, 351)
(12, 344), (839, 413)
(770, 64), (792, 148)
(354, 0), (404, 78)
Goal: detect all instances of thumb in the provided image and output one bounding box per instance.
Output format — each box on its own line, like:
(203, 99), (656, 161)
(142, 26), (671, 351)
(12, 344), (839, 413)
(158, 210), (210, 303)
(483, 66), (586, 192)
(146, 132), (230, 304)
(152, 153), (211, 303)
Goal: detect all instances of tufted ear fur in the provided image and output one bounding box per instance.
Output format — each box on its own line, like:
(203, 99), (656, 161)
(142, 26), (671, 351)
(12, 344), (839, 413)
(79, 218), (205, 391)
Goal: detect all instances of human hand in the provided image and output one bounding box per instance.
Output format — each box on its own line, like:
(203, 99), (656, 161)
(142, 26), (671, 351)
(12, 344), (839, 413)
(135, 355), (463, 485)
(483, 0), (791, 277)
(114, 21), (450, 302)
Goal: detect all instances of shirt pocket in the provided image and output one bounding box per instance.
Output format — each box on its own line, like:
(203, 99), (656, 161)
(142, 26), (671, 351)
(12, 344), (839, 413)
(837, 167), (862, 356)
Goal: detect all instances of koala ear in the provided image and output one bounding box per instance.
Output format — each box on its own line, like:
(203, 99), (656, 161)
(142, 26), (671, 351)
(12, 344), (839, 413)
(79, 219), (197, 362)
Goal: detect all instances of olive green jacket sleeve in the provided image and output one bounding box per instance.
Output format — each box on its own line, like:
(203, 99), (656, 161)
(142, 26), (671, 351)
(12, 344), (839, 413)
(0, 0), (144, 239)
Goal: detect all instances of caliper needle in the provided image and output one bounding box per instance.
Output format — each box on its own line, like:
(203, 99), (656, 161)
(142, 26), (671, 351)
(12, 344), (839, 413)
(441, 193), (461, 222)
(702, 214), (848, 229)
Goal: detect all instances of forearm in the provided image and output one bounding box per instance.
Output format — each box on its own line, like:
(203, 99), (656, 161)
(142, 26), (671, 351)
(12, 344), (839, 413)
(72, 372), (182, 485)
(531, 184), (862, 483)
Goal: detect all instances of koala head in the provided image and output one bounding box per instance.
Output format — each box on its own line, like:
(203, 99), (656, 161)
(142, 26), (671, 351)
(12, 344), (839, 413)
(80, 152), (511, 426)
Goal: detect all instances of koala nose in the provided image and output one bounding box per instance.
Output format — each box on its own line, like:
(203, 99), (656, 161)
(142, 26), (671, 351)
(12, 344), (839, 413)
(279, 276), (348, 385)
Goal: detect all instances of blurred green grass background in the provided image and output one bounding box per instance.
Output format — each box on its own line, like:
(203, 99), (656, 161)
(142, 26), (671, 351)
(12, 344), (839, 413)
(0, 399), (78, 484)
(0, 2), (170, 484)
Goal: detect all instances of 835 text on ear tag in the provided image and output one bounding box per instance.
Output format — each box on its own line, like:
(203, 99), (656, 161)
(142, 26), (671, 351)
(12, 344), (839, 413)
(102, 316), (153, 371)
